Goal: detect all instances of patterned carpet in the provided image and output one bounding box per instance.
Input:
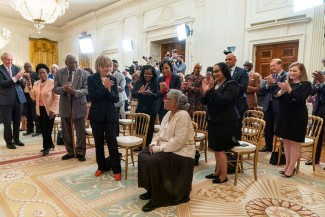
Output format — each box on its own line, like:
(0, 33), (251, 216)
(1, 126), (325, 217)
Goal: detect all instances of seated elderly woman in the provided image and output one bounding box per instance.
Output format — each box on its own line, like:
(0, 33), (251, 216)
(138, 89), (195, 212)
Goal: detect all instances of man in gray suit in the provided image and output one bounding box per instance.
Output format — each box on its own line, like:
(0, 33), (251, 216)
(0, 52), (26, 149)
(53, 54), (89, 161)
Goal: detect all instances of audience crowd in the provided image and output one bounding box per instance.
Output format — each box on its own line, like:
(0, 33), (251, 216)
(1, 49), (325, 212)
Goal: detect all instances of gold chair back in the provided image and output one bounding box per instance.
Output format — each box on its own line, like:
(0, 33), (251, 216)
(244, 110), (264, 120)
(253, 106), (263, 112)
(132, 113), (150, 149)
(192, 111), (207, 133)
(241, 117), (265, 150)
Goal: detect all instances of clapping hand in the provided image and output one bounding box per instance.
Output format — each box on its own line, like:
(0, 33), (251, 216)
(277, 81), (291, 94)
(159, 82), (167, 91)
(103, 78), (114, 91)
(312, 71), (325, 84)
(202, 76), (214, 95)
(265, 75), (276, 85)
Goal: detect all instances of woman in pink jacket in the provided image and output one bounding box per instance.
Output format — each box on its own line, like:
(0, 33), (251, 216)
(28, 64), (60, 156)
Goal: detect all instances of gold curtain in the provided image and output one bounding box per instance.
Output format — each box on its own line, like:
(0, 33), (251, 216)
(79, 53), (92, 69)
(29, 38), (58, 71)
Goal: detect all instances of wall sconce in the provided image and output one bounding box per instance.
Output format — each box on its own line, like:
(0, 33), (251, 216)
(79, 32), (94, 54)
(123, 39), (133, 52)
(223, 46), (236, 55)
(177, 24), (193, 41)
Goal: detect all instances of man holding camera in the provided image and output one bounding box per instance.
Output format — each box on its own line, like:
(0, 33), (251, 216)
(170, 49), (186, 75)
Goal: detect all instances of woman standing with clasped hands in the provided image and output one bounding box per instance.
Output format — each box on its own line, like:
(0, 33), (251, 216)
(87, 55), (122, 181)
(275, 62), (312, 178)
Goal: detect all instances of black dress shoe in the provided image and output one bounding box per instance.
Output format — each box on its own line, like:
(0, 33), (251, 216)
(61, 154), (75, 160)
(259, 147), (272, 152)
(32, 132), (41, 137)
(205, 173), (219, 179)
(23, 131), (34, 136)
(6, 143), (16, 149)
(305, 160), (319, 165)
(13, 139), (24, 146)
(76, 154), (86, 161)
(212, 177), (228, 184)
(282, 168), (296, 178)
(42, 149), (50, 156)
(139, 192), (150, 200)
(142, 201), (158, 212)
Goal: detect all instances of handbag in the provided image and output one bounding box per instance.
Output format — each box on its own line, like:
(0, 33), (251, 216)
(269, 151), (286, 165)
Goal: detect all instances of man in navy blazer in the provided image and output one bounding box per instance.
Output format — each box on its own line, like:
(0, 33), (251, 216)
(307, 66), (325, 168)
(260, 58), (288, 152)
(225, 53), (249, 140)
(0, 52), (26, 149)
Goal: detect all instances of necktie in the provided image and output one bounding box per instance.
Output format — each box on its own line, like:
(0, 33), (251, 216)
(68, 71), (73, 82)
(230, 69), (233, 77)
(8, 67), (12, 78)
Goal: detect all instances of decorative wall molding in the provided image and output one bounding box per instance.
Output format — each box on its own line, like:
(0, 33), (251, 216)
(256, 0), (291, 13)
(247, 17), (310, 31)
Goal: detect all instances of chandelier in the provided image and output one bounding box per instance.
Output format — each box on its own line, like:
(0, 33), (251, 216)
(0, 28), (11, 49)
(10, 0), (69, 33)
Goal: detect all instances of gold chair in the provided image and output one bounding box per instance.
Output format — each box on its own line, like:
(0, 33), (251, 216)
(297, 115), (323, 173)
(229, 117), (265, 186)
(244, 109), (264, 119)
(253, 106), (263, 112)
(119, 100), (137, 136)
(192, 111), (208, 163)
(154, 115), (161, 132)
(53, 116), (61, 142)
(117, 113), (150, 179)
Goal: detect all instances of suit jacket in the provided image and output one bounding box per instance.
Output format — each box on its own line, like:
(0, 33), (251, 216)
(87, 73), (119, 122)
(0, 64), (26, 105)
(53, 67), (88, 119)
(232, 66), (249, 113)
(260, 71), (288, 112)
(29, 79), (60, 116)
(132, 78), (158, 115)
(202, 80), (240, 123)
(157, 74), (181, 109)
(311, 71), (325, 114)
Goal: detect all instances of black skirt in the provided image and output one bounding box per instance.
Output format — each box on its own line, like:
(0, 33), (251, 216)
(207, 120), (237, 151)
(138, 147), (194, 207)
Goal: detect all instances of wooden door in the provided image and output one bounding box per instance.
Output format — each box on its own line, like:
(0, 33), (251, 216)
(255, 42), (299, 77)
(161, 41), (185, 61)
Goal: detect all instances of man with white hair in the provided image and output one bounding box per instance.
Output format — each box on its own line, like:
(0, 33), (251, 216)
(53, 54), (89, 161)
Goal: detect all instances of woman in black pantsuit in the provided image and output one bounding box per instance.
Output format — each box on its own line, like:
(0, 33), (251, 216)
(202, 62), (239, 184)
(87, 55), (122, 181)
(275, 62), (312, 178)
(132, 65), (158, 148)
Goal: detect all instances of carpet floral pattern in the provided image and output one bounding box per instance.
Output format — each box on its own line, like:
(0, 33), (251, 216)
(0, 128), (325, 216)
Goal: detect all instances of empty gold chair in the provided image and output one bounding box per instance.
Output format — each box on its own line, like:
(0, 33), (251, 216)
(192, 111), (208, 162)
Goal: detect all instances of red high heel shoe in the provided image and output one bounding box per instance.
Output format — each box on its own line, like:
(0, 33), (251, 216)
(114, 173), (121, 181)
(95, 170), (103, 177)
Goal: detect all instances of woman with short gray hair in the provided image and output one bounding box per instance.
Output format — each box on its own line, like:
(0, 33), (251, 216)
(138, 89), (195, 212)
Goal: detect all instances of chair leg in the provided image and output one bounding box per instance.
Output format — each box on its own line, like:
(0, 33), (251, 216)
(234, 154), (240, 186)
(240, 155), (244, 173)
(204, 140), (208, 163)
(131, 148), (135, 166)
(254, 155), (257, 181)
(125, 148), (129, 179)
(296, 156), (300, 174)
(53, 127), (57, 142)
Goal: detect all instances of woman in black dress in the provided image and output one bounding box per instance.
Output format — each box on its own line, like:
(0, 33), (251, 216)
(275, 62), (312, 178)
(201, 62), (239, 184)
(132, 65), (158, 148)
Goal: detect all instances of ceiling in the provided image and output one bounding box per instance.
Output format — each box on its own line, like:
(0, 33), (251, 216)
(0, 0), (120, 27)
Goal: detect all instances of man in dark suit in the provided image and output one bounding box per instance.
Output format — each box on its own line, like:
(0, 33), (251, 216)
(0, 52), (26, 149)
(259, 58), (287, 152)
(22, 62), (41, 137)
(157, 59), (181, 122)
(53, 54), (89, 161)
(225, 53), (249, 140)
(307, 65), (325, 168)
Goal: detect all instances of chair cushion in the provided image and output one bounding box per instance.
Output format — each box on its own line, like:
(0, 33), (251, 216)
(85, 128), (92, 135)
(117, 136), (143, 147)
(196, 132), (205, 140)
(154, 125), (161, 132)
(125, 111), (131, 115)
(119, 119), (133, 125)
(300, 137), (314, 146)
(231, 141), (256, 152)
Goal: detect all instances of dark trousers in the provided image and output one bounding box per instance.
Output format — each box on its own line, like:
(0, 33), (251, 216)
(39, 106), (55, 149)
(61, 116), (86, 156)
(0, 98), (23, 144)
(24, 93), (40, 132)
(90, 120), (121, 174)
(116, 107), (120, 136)
(264, 102), (279, 149)
(314, 104), (325, 162)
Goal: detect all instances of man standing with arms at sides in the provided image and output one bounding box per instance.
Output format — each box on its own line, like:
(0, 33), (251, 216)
(243, 60), (261, 109)
(259, 58), (287, 152)
(53, 54), (89, 161)
(0, 52), (26, 149)
(225, 53), (249, 140)
(22, 62), (41, 137)
(307, 58), (325, 168)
